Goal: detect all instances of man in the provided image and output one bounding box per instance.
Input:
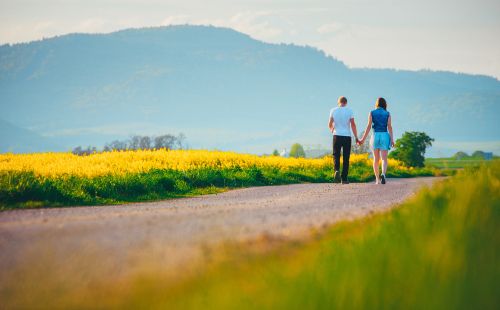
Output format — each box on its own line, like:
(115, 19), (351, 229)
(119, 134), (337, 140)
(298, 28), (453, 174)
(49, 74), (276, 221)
(328, 96), (359, 184)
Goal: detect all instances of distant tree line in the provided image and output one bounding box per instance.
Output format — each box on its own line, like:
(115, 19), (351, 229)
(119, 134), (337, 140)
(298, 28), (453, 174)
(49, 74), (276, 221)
(453, 150), (493, 160)
(72, 133), (186, 156)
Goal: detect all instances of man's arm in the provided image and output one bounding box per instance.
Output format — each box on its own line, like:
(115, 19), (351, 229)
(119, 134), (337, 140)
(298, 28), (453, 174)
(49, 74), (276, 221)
(328, 117), (334, 133)
(350, 118), (359, 142)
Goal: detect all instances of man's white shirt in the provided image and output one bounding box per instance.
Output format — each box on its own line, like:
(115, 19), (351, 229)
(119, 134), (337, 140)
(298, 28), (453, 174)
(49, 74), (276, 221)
(329, 106), (354, 137)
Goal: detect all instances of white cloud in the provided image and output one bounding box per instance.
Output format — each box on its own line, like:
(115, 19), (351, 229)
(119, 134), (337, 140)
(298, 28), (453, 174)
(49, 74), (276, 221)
(159, 11), (284, 41)
(160, 15), (191, 26)
(227, 11), (283, 40)
(32, 21), (60, 39)
(34, 21), (56, 33)
(77, 18), (112, 32)
(317, 22), (346, 35)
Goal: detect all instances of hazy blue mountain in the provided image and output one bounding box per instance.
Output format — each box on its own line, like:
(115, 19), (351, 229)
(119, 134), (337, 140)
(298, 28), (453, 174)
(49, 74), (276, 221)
(1, 25), (499, 155)
(0, 119), (65, 153)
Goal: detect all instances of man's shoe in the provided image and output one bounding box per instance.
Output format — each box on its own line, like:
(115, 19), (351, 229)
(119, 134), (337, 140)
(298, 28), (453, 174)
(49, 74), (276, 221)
(381, 174), (386, 184)
(341, 179), (349, 184)
(334, 170), (341, 183)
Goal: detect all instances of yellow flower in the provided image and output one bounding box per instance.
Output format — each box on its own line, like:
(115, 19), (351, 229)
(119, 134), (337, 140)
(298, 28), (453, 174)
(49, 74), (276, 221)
(0, 150), (401, 178)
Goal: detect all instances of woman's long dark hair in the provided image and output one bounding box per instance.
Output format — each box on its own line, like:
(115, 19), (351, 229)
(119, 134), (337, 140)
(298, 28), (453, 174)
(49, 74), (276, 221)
(376, 97), (387, 110)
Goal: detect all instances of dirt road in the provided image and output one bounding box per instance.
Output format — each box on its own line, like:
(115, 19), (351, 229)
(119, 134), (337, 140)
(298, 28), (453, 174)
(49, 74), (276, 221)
(0, 178), (437, 288)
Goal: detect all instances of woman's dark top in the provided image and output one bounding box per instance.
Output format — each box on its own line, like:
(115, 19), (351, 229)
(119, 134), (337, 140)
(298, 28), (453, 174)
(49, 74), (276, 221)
(371, 108), (390, 132)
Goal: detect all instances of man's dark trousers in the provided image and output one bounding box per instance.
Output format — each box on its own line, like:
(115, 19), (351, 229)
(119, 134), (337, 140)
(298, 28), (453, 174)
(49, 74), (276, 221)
(333, 135), (352, 181)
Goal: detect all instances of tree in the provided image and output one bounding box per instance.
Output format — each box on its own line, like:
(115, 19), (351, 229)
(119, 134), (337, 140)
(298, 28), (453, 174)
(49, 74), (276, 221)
(72, 146), (83, 155)
(139, 136), (152, 150)
(453, 151), (469, 160)
(154, 134), (176, 150)
(72, 145), (97, 156)
(129, 135), (142, 150)
(272, 149), (280, 156)
(104, 140), (128, 151)
(389, 131), (434, 167)
(289, 143), (306, 158)
(471, 150), (485, 158)
(176, 133), (186, 149)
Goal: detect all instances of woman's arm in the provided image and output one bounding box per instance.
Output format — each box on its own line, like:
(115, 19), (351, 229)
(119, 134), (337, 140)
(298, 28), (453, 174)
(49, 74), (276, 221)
(387, 115), (395, 147)
(359, 112), (372, 144)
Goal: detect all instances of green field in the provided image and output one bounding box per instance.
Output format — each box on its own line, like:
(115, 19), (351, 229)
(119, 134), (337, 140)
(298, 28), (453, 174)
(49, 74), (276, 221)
(425, 157), (495, 169)
(5, 163), (498, 309)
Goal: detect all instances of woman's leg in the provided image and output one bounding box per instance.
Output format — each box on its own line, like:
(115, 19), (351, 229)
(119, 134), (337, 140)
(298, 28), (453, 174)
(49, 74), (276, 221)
(381, 150), (388, 175)
(372, 149), (381, 183)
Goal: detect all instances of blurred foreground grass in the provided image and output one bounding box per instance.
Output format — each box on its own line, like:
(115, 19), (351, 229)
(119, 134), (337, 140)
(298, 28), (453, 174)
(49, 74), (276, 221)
(3, 163), (498, 309)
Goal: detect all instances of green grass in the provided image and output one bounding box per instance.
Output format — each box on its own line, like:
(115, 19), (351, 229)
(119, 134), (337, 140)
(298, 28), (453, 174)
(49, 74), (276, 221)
(0, 162), (434, 209)
(425, 157), (496, 169)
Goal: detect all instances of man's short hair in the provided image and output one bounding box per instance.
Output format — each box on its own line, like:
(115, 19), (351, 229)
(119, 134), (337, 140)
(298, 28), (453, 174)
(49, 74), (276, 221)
(338, 96), (347, 105)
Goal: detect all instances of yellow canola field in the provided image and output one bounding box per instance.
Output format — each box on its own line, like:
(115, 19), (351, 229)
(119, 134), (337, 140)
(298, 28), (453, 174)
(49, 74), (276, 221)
(0, 150), (407, 178)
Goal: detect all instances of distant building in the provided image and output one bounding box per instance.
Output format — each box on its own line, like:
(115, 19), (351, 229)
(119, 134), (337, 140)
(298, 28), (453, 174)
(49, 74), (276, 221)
(484, 152), (493, 160)
(280, 148), (288, 157)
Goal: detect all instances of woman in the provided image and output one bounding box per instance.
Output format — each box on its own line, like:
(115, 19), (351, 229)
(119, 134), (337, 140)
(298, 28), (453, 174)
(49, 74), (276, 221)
(358, 97), (394, 184)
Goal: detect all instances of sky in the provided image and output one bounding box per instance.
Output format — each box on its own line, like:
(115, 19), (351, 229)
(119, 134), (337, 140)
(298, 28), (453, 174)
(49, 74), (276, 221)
(1, 0), (500, 79)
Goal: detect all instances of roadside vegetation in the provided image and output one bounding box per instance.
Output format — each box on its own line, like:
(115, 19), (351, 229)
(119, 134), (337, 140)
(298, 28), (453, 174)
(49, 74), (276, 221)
(132, 162), (498, 309)
(3, 158), (498, 309)
(0, 150), (434, 209)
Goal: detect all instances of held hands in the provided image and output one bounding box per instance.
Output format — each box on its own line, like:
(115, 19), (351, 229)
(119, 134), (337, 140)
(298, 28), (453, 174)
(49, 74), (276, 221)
(356, 137), (364, 146)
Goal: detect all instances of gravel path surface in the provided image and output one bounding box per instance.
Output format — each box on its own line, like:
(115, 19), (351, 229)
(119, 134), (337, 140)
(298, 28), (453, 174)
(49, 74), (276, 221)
(0, 178), (438, 284)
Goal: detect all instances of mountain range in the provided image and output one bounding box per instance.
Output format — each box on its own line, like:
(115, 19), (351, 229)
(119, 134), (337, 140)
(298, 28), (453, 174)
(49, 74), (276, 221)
(1, 25), (499, 156)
